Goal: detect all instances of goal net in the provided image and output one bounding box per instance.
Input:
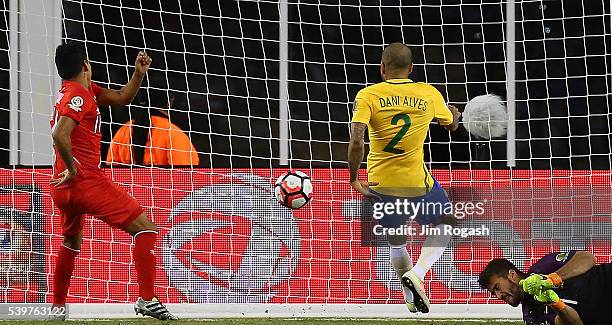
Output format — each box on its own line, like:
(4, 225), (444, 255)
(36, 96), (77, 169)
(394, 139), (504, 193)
(0, 0), (610, 318)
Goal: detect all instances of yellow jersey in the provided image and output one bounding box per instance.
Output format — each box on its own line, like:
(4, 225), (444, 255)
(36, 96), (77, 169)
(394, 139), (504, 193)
(351, 78), (453, 196)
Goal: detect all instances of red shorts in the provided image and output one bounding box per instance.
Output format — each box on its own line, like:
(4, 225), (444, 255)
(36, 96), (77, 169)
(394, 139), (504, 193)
(50, 175), (143, 236)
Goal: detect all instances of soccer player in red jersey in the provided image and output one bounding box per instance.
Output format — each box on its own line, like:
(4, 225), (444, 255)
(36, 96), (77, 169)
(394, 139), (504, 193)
(49, 43), (176, 320)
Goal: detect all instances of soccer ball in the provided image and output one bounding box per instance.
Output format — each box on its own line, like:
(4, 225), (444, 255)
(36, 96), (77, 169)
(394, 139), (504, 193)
(274, 170), (313, 209)
(462, 94), (507, 139)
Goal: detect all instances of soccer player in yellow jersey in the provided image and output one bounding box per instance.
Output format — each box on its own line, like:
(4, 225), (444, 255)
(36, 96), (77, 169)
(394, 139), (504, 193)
(348, 43), (461, 313)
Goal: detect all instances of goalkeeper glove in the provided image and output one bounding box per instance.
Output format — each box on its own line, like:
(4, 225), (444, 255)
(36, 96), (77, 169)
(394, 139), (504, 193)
(520, 273), (563, 296)
(534, 289), (566, 312)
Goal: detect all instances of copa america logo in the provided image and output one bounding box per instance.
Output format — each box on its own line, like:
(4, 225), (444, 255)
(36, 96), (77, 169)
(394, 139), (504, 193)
(162, 174), (301, 303)
(68, 96), (83, 112)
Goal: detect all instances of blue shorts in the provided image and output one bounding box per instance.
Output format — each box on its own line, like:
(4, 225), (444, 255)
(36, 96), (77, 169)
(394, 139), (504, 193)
(371, 180), (450, 228)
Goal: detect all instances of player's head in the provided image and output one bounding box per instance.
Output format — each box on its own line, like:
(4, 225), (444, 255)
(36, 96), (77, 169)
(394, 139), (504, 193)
(55, 43), (91, 81)
(478, 258), (527, 307)
(380, 42), (413, 80)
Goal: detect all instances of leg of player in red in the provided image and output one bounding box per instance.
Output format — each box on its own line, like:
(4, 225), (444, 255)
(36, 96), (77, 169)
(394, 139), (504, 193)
(53, 243), (79, 306)
(82, 177), (176, 320)
(123, 214), (177, 319)
(50, 184), (84, 321)
(51, 216), (175, 320)
(51, 180), (176, 320)
(52, 229), (81, 321)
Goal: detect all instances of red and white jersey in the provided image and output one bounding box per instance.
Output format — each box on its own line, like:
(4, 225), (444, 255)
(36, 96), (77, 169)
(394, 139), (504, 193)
(51, 80), (104, 178)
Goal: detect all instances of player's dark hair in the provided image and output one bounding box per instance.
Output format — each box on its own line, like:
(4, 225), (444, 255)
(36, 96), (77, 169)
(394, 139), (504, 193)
(55, 43), (87, 80)
(381, 42), (413, 71)
(478, 258), (526, 289)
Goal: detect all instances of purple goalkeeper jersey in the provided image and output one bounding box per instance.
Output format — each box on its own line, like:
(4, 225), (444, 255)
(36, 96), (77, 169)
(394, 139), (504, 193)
(521, 251), (612, 325)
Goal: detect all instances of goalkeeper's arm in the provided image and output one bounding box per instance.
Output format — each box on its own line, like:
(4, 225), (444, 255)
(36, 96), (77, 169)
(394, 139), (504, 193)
(522, 251), (596, 295)
(534, 290), (583, 325)
(554, 251), (596, 281)
(554, 306), (583, 325)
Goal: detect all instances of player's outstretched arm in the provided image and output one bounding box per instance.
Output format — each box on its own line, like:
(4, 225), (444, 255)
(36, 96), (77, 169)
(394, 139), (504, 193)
(532, 290), (583, 325)
(555, 306), (583, 325)
(50, 116), (78, 186)
(348, 122), (379, 200)
(97, 51), (152, 106)
(554, 251), (596, 281)
(441, 104), (461, 132)
(521, 251), (596, 296)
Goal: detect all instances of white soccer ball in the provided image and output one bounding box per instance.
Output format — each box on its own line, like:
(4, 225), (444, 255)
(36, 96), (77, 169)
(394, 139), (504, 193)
(462, 94), (508, 139)
(274, 170), (313, 209)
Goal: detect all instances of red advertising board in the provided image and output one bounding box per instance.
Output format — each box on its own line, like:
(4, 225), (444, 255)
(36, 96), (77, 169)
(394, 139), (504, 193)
(0, 168), (610, 304)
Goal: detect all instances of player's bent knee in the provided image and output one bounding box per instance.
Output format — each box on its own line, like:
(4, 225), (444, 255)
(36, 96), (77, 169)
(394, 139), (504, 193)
(62, 233), (83, 251)
(436, 214), (457, 228)
(124, 212), (158, 235)
(387, 234), (407, 246)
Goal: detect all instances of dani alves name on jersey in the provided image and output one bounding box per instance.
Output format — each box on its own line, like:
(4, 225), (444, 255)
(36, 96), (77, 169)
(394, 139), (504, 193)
(379, 96), (428, 111)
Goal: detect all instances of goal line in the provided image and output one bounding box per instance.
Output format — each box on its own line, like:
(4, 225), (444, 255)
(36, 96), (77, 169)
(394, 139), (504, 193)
(67, 303), (521, 320)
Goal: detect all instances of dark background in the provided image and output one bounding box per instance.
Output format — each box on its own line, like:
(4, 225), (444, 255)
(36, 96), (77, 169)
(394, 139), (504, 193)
(0, 0), (610, 169)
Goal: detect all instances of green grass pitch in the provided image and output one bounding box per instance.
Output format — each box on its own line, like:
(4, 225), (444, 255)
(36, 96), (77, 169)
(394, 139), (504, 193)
(3, 319), (522, 325)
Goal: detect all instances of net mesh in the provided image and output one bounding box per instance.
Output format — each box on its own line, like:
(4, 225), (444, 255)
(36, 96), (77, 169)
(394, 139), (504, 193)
(0, 0), (610, 310)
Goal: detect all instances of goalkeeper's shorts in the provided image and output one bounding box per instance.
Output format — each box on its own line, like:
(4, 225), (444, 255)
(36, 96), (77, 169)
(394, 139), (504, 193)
(51, 175), (143, 235)
(371, 179), (450, 228)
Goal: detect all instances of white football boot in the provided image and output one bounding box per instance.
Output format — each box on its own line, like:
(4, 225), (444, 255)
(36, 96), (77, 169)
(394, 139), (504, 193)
(402, 270), (430, 313)
(134, 297), (177, 320)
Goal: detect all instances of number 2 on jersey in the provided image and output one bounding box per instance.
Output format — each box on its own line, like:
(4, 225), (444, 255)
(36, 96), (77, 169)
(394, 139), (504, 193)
(383, 113), (411, 154)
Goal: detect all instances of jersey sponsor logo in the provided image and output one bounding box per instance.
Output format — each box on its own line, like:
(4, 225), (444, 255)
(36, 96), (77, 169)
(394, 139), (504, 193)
(352, 99), (359, 113)
(68, 96), (84, 112)
(555, 252), (569, 262)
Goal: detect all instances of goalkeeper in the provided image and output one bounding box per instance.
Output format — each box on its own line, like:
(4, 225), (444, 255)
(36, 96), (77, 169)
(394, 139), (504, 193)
(479, 251), (612, 325)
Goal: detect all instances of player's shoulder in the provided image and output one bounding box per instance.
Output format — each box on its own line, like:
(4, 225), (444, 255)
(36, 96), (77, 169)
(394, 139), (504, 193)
(528, 251), (575, 273)
(58, 83), (94, 112)
(60, 83), (92, 102)
(61, 81), (88, 94)
(356, 83), (381, 98)
(356, 81), (402, 99)
(411, 81), (442, 94)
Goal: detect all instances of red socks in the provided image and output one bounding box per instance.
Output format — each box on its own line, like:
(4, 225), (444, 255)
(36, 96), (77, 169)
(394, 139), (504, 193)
(133, 231), (157, 300)
(53, 232), (157, 304)
(53, 245), (79, 305)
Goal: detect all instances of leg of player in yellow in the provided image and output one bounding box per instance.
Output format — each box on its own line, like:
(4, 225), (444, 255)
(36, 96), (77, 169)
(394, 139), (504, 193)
(387, 237), (418, 313)
(400, 215), (457, 313)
